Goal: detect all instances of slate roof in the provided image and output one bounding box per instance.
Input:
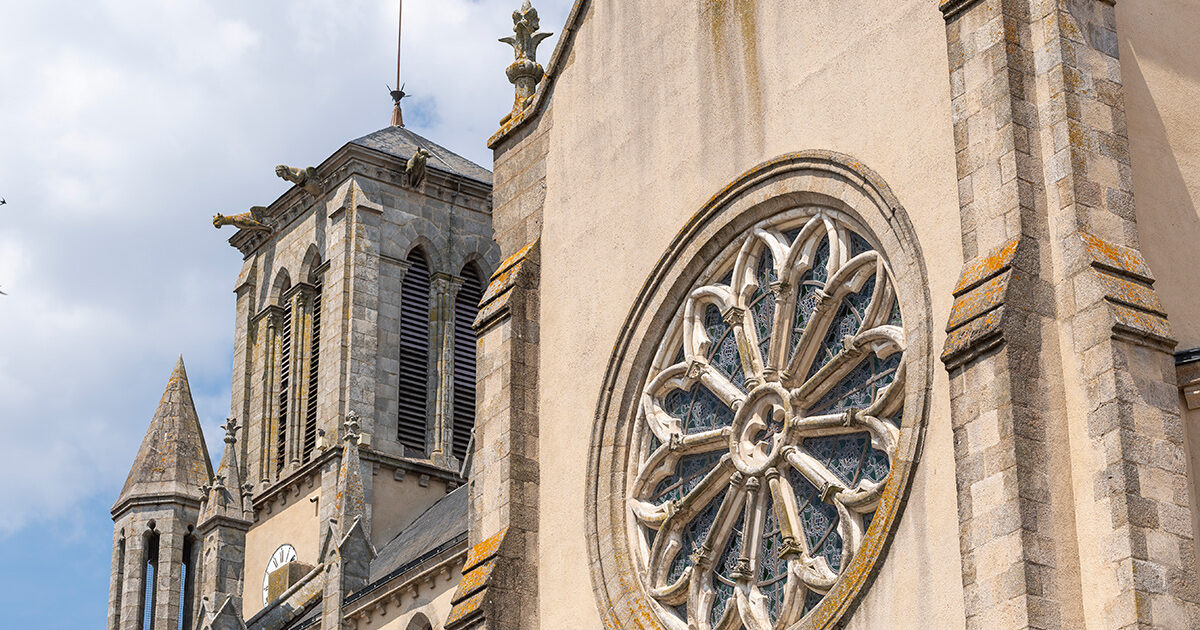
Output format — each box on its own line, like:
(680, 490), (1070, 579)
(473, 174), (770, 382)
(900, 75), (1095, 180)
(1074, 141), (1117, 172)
(368, 484), (469, 583)
(114, 357), (213, 513)
(350, 126), (493, 185)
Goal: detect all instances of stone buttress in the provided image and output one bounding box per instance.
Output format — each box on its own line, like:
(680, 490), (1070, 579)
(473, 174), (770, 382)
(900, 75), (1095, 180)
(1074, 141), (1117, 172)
(939, 0), (1198, 627)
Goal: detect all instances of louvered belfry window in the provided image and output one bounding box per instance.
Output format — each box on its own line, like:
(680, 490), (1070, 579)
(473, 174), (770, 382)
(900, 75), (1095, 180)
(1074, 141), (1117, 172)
(302, 278), (322, 463)
(451, 264), (483, 463)
(140, 531), (160, 630)
(276, 298), (293, 475)
(398, 249), (432, 455)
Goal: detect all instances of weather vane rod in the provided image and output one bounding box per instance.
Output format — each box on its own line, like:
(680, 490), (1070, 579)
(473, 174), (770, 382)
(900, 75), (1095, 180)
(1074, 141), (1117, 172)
(389, 0), (407, 127)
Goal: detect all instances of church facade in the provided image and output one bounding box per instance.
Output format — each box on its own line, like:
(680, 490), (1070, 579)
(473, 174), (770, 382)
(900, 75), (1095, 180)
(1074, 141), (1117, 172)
(109, 1), (1200, 629)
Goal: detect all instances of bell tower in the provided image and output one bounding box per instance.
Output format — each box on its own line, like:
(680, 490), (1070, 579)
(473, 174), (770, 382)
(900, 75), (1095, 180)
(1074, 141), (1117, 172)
(108, 357), (213, 630)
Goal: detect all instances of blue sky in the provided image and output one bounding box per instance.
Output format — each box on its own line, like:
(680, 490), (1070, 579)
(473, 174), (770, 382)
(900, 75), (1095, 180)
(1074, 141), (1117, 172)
(0, 0), (570, 626)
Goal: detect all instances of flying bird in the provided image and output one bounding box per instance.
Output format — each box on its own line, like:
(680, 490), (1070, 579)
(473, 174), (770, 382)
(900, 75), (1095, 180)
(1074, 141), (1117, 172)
(0, 198), (6, 205)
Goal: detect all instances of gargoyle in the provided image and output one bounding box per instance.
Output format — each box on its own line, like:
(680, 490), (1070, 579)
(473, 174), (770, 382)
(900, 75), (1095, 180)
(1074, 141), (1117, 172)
(406, 149), (431, 188)
(275, 164), (323, 196)
(213, 206), (273, 233)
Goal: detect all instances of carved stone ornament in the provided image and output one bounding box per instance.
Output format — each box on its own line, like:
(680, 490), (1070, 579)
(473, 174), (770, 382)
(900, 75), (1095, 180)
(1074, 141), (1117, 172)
(499, 0), (552, 117)
(275, 164), (323, 196)
(406, 148), (431, 188)
(213, 206), (272, 232)
(586, 152), (932, 630)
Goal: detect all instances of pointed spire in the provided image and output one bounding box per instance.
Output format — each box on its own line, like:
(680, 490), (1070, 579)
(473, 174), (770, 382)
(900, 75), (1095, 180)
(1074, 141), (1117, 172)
(199, 418), (251, 526)
(114, 356), (213, 515)
(334, 411), (367, 531)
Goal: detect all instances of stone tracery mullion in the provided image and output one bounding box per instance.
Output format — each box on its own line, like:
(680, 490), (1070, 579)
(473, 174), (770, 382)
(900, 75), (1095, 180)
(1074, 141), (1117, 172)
(765, 469), (808, 629)
(782, 447), (848, 505)
(784, 251), (881, 387)
(688, 479), (748, 630)
(643, 460), (738, 592)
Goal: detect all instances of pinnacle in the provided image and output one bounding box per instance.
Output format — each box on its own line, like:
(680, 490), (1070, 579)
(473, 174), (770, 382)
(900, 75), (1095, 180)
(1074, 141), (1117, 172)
(113, 356), (214, 516)
(335, 412), (367, 533)
(199, 418), (249, 526)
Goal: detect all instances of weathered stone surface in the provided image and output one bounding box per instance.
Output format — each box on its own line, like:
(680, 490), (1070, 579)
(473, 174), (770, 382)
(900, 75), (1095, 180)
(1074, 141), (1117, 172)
(114, 357), (213, 514)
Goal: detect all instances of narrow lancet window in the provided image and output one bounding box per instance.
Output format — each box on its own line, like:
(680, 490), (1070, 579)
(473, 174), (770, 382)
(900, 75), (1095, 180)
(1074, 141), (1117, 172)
(451, 263), (483, 463)
(140, 530), (160, 630)
(178, 535), (195, 630)
(303, 274), (322, 462)
(277, 297), (293, 474)
(398, 248), (432, 455)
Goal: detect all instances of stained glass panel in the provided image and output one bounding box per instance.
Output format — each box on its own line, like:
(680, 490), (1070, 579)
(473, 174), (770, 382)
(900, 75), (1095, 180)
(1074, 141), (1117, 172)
(807, 275), (876, 380)
(711, 511), (744, 627)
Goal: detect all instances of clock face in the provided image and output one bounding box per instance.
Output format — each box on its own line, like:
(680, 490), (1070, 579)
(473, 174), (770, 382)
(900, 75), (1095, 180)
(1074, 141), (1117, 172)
(262, 544), (297, 604)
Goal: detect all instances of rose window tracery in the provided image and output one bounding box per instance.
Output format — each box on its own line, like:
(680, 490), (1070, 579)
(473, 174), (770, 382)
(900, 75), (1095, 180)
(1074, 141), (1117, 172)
(630, 210), (906, 630)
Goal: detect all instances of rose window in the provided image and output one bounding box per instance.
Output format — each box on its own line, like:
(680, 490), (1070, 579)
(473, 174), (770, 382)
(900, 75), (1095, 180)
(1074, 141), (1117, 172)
(630, 211), (906, 630)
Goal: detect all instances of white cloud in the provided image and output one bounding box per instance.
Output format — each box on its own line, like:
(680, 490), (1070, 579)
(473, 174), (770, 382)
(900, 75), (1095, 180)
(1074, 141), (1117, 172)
(0, 0), (573, 538)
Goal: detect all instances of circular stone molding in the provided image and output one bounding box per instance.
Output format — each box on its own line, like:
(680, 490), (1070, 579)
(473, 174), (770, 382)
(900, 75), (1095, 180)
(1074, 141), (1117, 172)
(586, 152), (932, 630)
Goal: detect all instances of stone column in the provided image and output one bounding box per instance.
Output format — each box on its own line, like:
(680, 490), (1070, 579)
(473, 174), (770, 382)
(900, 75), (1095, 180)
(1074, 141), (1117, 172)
(430, 272), (463, 467)
(940, 0), (1199, 627)
(154, 524), (186, 630)
(118, 529), (146, 630)
(108, 527), (125, 630)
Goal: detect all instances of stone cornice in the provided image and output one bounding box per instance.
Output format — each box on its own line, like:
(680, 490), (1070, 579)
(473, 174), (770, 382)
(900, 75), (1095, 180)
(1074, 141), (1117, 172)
(227, 143), (492, 259)
(111, 492), (203, 519)
(938, 0), (985, 20)
(474, 239), (538, 335)
(342, 543), (468, 622)
(250, 303), (285, 327)
(940, 0), (1114, 21)
(249, 443), (465, 520)
(196, 511), (252, 533)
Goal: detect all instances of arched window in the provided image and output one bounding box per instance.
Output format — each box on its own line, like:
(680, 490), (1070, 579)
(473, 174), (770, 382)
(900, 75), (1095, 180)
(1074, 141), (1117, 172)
(140, 529), (160, 630)
(405, 613), (433, 630)
(302, 263), (323, 463)
(451, 263), (484, 463)
(398, 248), (432, 455)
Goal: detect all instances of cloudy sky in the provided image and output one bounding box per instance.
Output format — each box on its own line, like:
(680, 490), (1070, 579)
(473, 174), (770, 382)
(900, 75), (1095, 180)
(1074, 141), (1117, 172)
(0, 0), (570, 625)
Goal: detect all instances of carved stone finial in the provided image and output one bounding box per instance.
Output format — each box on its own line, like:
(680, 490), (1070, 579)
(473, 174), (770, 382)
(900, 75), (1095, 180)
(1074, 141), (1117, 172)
(406, 148), (431, 188)
(213, 206), (272, 233)
(499, 0), (553, 118)
(222, 418), (240, 444)
(344, 411), (362, 445)
(275, 164), (323, 196)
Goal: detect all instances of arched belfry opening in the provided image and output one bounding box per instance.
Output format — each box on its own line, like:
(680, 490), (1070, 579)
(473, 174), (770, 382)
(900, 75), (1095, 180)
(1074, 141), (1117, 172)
(451, 261), (484, 463)
(398, 246), (433, 455)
